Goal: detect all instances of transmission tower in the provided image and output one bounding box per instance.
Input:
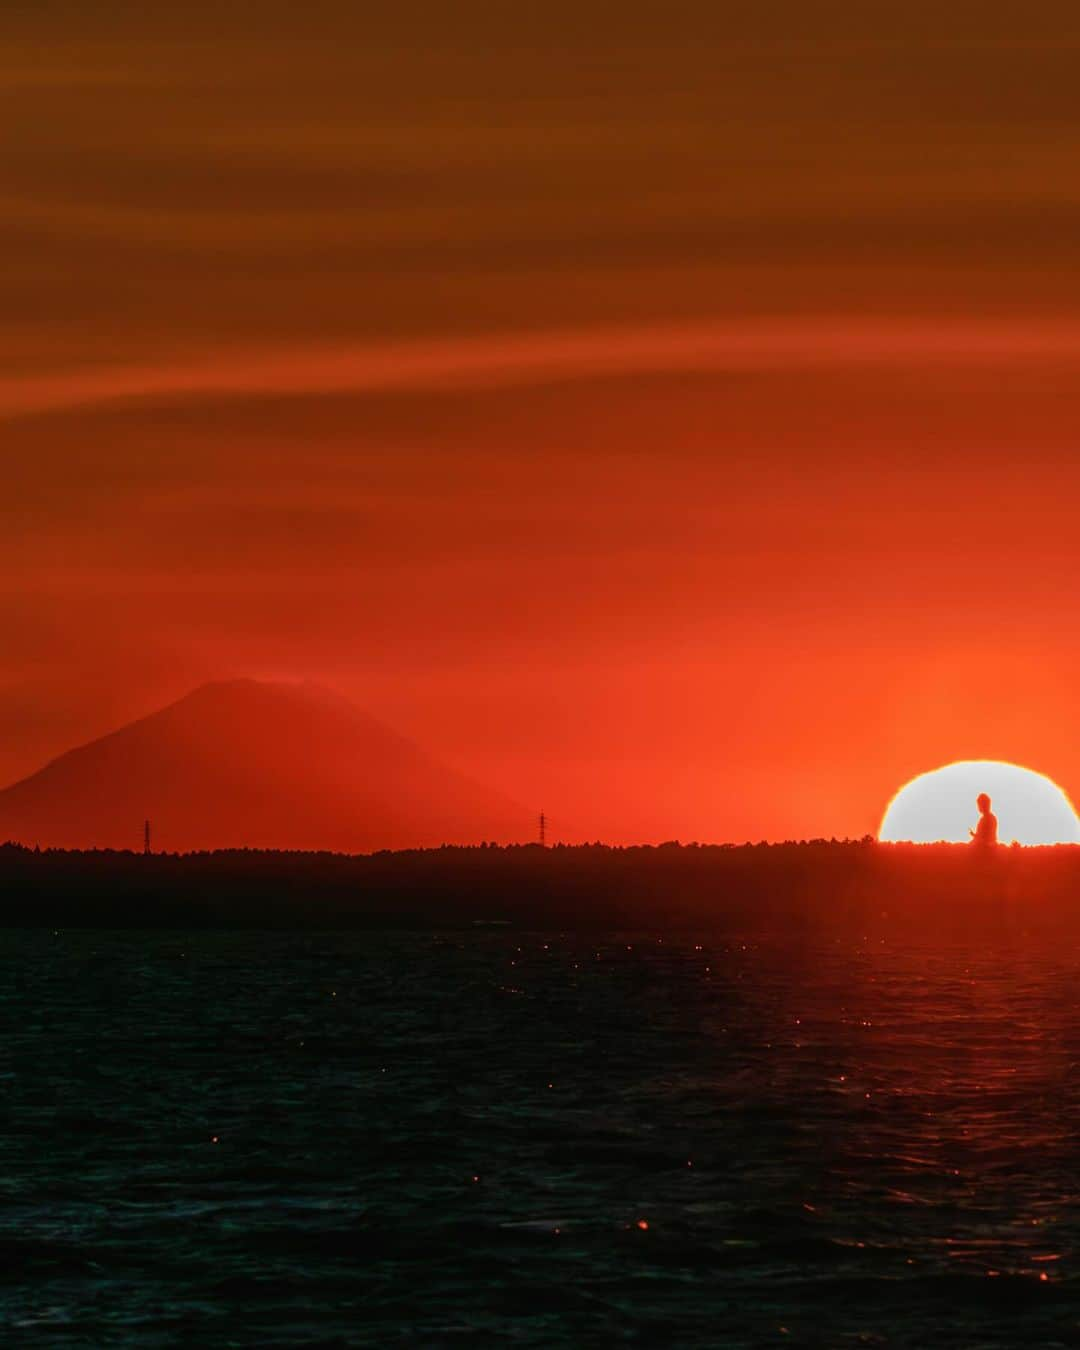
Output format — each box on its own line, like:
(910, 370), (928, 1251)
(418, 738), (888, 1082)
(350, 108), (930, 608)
(539, 811), (547, 847)
(144, 819), (152, 856)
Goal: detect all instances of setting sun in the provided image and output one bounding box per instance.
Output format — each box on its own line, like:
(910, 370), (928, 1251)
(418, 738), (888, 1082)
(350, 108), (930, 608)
(879, 761), (1080, 846)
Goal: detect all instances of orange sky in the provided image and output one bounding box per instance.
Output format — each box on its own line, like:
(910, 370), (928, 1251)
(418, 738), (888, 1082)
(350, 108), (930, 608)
(7, 3), (1080, 843)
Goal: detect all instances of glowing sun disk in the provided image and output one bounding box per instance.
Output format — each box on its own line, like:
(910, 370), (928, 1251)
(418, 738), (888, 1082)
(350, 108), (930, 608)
(879, 760), (1080, 846)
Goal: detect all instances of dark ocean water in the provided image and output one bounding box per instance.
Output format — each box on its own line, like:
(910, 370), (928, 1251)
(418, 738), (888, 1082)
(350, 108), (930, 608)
(3, 928), (1080, 1346)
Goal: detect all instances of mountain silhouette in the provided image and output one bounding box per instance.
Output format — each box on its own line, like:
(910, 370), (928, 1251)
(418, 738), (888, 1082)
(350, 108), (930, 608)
(0, 680), (530, 853)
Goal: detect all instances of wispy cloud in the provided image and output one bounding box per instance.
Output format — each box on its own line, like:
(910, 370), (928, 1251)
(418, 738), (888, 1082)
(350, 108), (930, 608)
(6, 317), (1080, 420)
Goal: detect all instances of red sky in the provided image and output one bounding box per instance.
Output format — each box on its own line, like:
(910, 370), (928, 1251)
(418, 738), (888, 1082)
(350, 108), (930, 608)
(7, 3), (1080, 844)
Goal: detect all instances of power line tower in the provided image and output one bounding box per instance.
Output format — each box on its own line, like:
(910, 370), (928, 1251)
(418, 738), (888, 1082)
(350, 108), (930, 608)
(144, 819), (152, 856)
(539, 811), (547, 847)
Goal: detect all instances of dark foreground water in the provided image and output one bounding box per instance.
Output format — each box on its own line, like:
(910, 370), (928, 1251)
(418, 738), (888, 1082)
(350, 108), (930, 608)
(3, 929), (1080, 1346)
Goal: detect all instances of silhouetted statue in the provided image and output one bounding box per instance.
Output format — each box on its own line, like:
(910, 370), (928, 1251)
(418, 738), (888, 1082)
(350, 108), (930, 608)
(970, 792), (998, 847)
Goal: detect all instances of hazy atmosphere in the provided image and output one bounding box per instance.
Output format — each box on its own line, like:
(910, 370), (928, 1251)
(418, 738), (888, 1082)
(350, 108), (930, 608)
(8, 2), (1080, 843)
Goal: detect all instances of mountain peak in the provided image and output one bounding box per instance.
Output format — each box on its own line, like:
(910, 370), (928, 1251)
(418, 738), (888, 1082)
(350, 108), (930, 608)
(0, 682), (528, 854)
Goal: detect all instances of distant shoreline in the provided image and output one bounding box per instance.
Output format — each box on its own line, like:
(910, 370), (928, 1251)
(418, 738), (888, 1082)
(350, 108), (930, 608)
(2, 839), (1078, 931)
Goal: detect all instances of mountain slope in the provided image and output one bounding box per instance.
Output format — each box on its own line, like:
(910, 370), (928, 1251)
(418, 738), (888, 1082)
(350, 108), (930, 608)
(0, 680), (529, 853)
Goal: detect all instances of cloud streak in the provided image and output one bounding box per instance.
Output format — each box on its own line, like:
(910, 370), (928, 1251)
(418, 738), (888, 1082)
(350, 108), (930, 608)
(8, 317), (1080, 421)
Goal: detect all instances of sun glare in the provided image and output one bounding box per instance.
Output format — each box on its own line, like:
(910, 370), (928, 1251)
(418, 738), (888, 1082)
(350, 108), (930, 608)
(879, 760), (1080, 846)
